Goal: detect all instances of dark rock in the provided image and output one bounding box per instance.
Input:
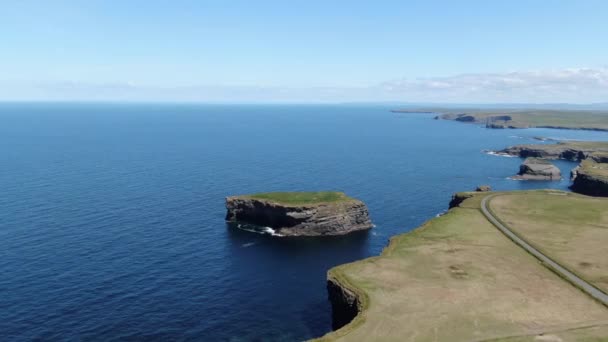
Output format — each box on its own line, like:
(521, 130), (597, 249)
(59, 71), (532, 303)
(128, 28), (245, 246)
(454, 115), (477, 122)
(475, 185), (491, 192)
(327, 276), (361, 331)
(449, 192), (475, 209)
(571, 171), (608, 197)
(570, 155), (608, 197)
(225, 195), (373, 236)
(497, 144), (589, 161)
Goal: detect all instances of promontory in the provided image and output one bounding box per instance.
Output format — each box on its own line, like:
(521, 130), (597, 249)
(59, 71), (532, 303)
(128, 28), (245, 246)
(225, 191), (373, 236)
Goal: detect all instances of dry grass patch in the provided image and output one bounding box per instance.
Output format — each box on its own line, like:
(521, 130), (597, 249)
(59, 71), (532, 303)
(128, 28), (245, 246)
(489, 192), (608, 294)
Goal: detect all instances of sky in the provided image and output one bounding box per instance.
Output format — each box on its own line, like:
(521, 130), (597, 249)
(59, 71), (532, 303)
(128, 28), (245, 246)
(1, 0), (608, 103)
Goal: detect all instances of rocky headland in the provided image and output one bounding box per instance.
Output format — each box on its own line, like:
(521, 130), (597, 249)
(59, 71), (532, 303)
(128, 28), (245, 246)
(513, 157), (561, 181)
(570, 153), (608, 197)
(225, 191), (373, 236)
(494, 141), (608, 160)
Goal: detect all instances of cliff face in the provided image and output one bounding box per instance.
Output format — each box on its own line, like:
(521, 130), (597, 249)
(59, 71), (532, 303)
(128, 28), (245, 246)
(225, 196), (373, 236)
(498, 145), (586, 160)
(448, 192), (477, 209)
(570, 171), (608, 197)
(327, 276), (361, 331)
(570, 157), (608, 197)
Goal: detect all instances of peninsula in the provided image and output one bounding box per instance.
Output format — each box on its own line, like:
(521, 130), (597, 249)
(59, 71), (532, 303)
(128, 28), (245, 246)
(392, 108), (608, 131)
(315, 191), (608, 341)
(225, 191), (373, 236)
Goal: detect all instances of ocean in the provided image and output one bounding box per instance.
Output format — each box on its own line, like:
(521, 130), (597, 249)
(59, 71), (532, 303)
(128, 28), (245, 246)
(2, 103), (607, 341)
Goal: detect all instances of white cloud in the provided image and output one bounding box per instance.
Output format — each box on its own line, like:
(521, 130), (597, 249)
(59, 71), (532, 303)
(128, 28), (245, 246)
(2, 67), (608, 103)
(380, 68), (608, 103)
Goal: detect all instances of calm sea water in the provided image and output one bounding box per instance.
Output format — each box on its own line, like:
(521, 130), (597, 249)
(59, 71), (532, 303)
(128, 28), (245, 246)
(2, 103), (607, 341)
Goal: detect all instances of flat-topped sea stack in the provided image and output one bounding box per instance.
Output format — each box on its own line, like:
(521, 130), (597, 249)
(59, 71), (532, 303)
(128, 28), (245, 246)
(513, 157), (561, 180)
(225, 191), (373, 237)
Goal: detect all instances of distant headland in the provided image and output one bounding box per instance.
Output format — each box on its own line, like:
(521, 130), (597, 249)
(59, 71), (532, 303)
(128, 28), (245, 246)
(392, 108), (608, 131)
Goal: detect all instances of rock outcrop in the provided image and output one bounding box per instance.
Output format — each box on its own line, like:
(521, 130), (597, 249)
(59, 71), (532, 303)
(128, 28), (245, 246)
(475, 185), (492, 192)
(513, 158), (561, 180)
(495, 142), (608, 161)
(497, 144), (586, 160)
(225, 194), (373, 236)
(327, 276), (362, 331)
(570, 154), (608, 196)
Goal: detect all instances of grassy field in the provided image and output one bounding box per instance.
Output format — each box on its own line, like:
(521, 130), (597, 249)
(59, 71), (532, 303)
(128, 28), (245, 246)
(508, 110), (608, 130)
(489, 192), (608, 294)
(246, 191), (352, 205)
(402, 108), (608, 130)
(579, 157), (608, 180)
(316, 191), (608, 341)
(494, 325), (608, 342)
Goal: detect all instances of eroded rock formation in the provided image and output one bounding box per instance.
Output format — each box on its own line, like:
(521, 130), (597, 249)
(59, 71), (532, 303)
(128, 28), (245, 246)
(225, 195), (373, 236)
(513, 158), (561, 180)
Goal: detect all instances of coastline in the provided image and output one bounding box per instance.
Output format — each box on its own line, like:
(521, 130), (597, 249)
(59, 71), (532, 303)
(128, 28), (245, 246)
(313, 111), (608, 340)
(313, 191), (608, 341)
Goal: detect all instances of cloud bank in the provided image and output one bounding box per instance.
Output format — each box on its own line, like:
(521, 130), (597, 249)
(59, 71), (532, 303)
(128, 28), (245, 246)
(381, 68), (608, 103)
(2, 67), (608, 103)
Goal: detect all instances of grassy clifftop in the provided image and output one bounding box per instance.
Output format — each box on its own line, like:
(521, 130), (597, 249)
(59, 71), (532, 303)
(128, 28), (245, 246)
(244, 191), (353, 205)
(315, 191), (608, 341)
(489, 192), (608, 294)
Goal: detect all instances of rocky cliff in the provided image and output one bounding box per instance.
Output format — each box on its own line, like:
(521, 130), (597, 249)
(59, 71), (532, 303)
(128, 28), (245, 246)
(495, 142), (608, 160)
(570, 155), (608, 197)
(225, 194), (373, 236)
(513, 157), (561, 180)
(497, 144), (587, 160)
(327, 276), (362, 331)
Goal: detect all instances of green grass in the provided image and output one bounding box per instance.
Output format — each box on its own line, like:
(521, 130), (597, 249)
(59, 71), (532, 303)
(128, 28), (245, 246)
(489, 192), (608, 294)
(246, 191), (352, 205)
(579, 158), (608, 180)
(314, 190), (608, 341)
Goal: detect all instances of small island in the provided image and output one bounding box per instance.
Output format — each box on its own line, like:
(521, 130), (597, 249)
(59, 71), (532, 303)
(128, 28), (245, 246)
(513, 157), (561, 180)
(225, 191), (373, 236)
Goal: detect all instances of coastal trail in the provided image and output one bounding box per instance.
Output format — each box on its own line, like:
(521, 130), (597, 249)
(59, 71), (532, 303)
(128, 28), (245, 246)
(480, 194), (608, 306)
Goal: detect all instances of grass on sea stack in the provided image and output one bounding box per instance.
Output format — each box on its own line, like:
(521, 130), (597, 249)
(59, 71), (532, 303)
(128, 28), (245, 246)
(246, 191), (352, 205)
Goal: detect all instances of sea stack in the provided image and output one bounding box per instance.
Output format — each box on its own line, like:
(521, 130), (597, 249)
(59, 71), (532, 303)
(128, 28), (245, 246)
(225, 191), (373, 236)
(513, 157), (561, 180)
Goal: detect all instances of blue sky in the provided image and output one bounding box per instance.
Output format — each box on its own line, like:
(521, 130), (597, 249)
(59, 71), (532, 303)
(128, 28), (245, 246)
(1, 0), (608, 102)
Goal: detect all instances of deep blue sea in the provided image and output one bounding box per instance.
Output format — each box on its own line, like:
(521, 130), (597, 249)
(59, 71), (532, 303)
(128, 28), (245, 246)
(2, 103), (607, 341)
